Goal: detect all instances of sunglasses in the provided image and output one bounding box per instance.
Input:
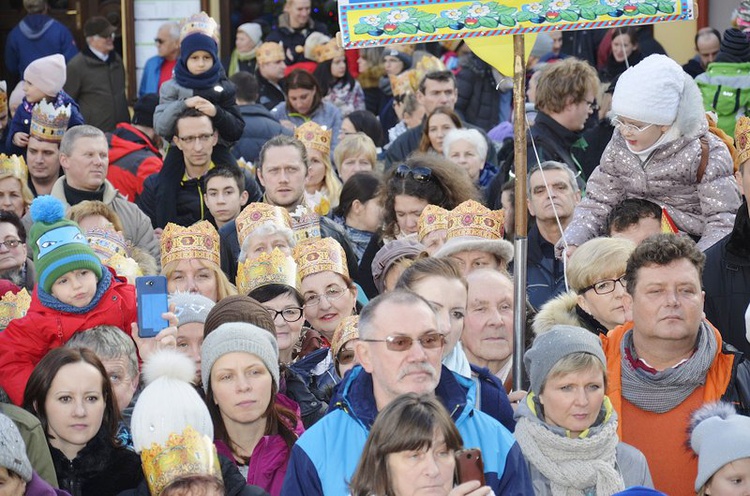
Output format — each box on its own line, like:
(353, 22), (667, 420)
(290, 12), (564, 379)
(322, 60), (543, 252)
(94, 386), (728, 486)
(361, 332), (445, 352)
(336, 348), (356, 365)
(395, 164), (433, 182)
(154, 38), (165, 44)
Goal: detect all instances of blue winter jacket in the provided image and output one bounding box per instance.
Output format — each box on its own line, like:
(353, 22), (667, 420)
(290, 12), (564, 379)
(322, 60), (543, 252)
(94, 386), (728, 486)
(280, 365), (532, 496)
(4, 14), (78, 79)
(139, 55), (165, 98)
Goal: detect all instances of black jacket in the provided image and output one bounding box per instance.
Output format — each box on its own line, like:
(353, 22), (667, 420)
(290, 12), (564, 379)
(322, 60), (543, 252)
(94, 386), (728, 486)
(720, 341), (750, 417)
(455, 54), (501, 132)
(523, 224), (567, 311)
(50, 429), (142, 496)
(232, 104), (293, 163)
(526, 111), (587, 182)
(282, 365), (327, 429)
(703, 202), (750, 356)
(257, 73), (286, 111)
(264, 15), (328, 65)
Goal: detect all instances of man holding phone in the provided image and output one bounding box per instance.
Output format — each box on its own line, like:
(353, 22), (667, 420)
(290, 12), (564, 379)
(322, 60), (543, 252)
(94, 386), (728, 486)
(281, 290), (532, 495)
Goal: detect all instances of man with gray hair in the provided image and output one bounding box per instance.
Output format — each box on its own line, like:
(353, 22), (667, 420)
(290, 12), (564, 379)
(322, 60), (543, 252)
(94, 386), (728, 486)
(525, 161), (581, 309)
(282, 290), (532, 495)
(139, 22), (180, 97)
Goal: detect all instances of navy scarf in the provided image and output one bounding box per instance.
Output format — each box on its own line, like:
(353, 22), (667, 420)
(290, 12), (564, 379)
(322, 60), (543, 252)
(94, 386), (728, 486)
(37, 266), (112, 314)
(173, 58), (222, 90)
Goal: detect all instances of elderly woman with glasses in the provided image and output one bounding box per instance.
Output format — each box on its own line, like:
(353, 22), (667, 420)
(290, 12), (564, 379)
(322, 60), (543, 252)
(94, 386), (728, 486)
(534, 237), (635, 336)
(0, 210), (34, 291)
(560, 54), (740, 257)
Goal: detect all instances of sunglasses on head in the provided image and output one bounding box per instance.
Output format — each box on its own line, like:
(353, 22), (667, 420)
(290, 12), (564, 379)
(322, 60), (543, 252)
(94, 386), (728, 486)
(395, 164), (433, 182)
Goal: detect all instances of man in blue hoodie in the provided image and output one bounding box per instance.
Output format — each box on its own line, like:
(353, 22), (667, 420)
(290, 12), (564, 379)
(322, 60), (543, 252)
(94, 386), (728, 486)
(281, 290), (532, 496)
(4, 0), (78, 87)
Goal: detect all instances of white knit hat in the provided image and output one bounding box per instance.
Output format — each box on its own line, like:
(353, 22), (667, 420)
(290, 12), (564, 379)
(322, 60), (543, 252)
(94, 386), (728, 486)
(611, 54), (686, 126)
(0, 413), (32, 482)
(237, 23), (263, 46)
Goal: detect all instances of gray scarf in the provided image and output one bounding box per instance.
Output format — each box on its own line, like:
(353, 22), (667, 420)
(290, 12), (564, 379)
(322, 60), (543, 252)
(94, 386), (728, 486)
(620, 321), (716, 413)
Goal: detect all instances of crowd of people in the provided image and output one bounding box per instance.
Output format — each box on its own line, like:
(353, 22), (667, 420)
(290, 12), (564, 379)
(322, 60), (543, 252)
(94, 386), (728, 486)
(1, 0), (750, 495)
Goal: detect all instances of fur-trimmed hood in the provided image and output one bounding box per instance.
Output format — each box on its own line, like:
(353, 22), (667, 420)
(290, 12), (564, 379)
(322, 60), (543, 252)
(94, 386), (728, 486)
(532, 291), (582, 335)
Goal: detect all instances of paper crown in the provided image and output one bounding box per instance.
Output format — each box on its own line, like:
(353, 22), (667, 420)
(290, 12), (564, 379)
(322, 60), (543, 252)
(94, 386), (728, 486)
(414, 54), (447, 89)
(160, 221), (220, 268)
(295, 121), (332, 156)
(444, 200), (505, 241)
(86, 228), (129, 261)
(256, 42), (285, 64)
(140, 426), (223, 496)
(105, 252), (143, 282)
(735, 116), (750, 168)
(0, 80), (7, 116)
(30, 100), (70, 144)
(236, 203), (293, 246)
(294, 237), (349, 281)
(0, 288), (31, 330)
(180, 12), (219, 42)
(390, 70), (418, 98)
(315, 38), (345, 63)
(291, 205), (322, 244)
(660, 207), (679, 234)
(0, 154), (28, 182)
(331, 315), (359, 358)
(418, 205), (448, 242)
(236, 248), (298, 295)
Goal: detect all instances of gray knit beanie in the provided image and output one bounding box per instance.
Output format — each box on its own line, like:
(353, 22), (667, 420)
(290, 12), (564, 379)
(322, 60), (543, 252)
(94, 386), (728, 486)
(524, 324), (606, 394)
(0, 413), (32, 482)
(201, 322), (279, 392)
(169, 292), (215, 327)
(690, 402), (750, 491)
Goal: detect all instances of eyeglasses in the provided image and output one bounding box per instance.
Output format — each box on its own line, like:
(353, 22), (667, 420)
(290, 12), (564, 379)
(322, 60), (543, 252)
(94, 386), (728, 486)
(611, 117), (654, 134)
(177, 134), (214, 145)
(266, 307), (304, 323)
(0, 239), (22, 250)
(395, 164), (433, 182)
(95, 32), (116, 40)
(336, 348), (356, 365)
(361, 332), (446, 352)
(154, 38), (165, 44)
(585, 99), (600, 112)
(579, 275), (627, 295)
(303, 286), (348, 307)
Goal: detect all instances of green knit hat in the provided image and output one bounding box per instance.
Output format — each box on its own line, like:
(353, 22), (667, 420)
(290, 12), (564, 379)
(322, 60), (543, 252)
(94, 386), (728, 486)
(29, 196), (103, 293)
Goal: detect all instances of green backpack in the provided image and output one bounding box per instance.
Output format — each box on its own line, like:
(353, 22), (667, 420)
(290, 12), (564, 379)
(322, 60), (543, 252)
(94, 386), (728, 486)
(696, 62), (750, 137)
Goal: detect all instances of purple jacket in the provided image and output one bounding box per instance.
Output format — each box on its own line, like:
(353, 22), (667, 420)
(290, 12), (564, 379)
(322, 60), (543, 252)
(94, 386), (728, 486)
(25, 472), (71, 496)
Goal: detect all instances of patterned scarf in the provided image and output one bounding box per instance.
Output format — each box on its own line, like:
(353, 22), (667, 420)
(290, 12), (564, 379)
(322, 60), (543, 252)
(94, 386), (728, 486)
(620, 321), (716, 413)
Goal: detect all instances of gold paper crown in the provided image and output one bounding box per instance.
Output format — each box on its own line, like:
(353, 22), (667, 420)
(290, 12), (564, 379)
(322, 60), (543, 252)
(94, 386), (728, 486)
(735, 116), (750, 168)
(256, 42), (285, 64)
(294, 237), (349, 281)
(180, 12), (219, 42)
(236, 248), (298, 295)
(30, 100), (70, 144)
(295, 121), (332, 156)
(0, 154), (28, 182)
(291, 205), (322, 244)
(0, 289), (31, 330)
(418, 205), (448, 242)
(160, 221), (220, 268)
(0, 81), (7, 116)
(390, 70), (418, 98)
(86, 228), (129, 261)
(236, 203), (293, 246)
(140, 426), (223, 496)
(445, 200), (505, 241)
(331, 315), (359, 358)
(315, 38), (345, 63)
(105, 252), (143, 282)
(414, 55), (447, 90)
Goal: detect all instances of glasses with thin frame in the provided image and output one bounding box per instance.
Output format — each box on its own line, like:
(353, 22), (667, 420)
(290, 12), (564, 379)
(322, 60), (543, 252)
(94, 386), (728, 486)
(361, 332), (446, 352)
(178, 134), (214, 146)
(395, 164), (433, 182)
(611, 117), (654, 134)
(266, 307), (304, 323)
(0, 239), (22, 250)
(579, 275), (627, 295)
(303, 286), (348, 307)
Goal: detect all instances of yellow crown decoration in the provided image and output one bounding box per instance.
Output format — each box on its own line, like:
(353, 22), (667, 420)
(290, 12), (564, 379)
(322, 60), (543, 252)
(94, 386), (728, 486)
(315, 38), (345, 63)
(85, 228), (129, 261)
(0, 288), (31, 330)
(290, 205), (322, 244)
(331, 315), (359, 358)
(180, 12), (219, 42)
(414, 54), (447, 89)
(160, 221), (220, 268)
(294, 237), (349, 281)
(445, 200), (505, 241)
(735, 116), (750, 168)
(235, 203), (293, 246)
(140, 426), (223, 496)
(105, 252), (143, 283)
(418, 205), (448, 243)
(236, 248), (298, 295)
(295, 121), (332, 156)
(390, 70), (418, 98)
(0, 154), (28, 182)
(0, 80), (7, 116)
(256, 42), (285, 64)
(30, 100), (70, 144)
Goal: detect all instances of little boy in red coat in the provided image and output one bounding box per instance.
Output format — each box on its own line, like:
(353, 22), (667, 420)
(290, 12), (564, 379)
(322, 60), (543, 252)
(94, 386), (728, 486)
(0, 196), (137, 404)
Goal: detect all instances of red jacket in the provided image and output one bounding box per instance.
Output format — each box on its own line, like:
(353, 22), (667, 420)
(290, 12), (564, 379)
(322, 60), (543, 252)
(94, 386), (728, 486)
(0, 267), (137, 405)
(107, 123), (163, 201)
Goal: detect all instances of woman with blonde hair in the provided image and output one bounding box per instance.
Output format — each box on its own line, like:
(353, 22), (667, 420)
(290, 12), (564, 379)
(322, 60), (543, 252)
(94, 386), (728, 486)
(333, 133), (378, 183)
(295, 121), (343, 214)
(0, 154), (34, 218)
(533, 237), (635, 336)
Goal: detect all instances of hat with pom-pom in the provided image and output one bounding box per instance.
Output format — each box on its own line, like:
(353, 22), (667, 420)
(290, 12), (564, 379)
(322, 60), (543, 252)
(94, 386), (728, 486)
(0, 412), (32, 483)
(29, 195), (102, 293)
(690, 402), (750, 491)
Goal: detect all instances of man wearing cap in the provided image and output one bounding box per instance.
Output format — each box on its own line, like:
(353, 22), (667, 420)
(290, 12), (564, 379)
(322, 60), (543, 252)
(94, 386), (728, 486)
(281, 290), (532, 495)
(256, 42), (288, 110)
(139, 22), (180, 98)
(265, 0), (329, 65)
(106, 93), (164, 202)
(64, 16), (129, 133)
(4, 0), (78, 88)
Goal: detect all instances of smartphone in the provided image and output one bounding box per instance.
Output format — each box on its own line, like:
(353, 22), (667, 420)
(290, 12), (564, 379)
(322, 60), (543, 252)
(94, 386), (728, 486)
(136, 276), (169, 338)
(455, 448), (485, 486)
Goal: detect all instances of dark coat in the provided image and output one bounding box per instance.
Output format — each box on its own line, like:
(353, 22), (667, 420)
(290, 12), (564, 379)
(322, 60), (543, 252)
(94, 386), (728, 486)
(49, 429), (142, 496)
(257, 73), (285, 111)
(455, 54), (501, 132)
(264, 14), (328, 65)
(526, 111), (587, 181)
(703, 202), (750, 356)
(4, 14), (78, 81)
(232, 104), (292, 163)
(523, 224), (567, 310)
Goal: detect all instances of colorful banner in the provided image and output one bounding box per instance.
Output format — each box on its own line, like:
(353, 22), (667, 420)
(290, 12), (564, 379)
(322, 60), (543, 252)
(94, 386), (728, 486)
(338, 0), (693, 48)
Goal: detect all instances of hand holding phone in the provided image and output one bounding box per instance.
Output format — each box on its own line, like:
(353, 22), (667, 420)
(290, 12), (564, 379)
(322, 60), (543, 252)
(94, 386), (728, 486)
(455, 448), (485, 486)
(136, 276), (169, 338)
